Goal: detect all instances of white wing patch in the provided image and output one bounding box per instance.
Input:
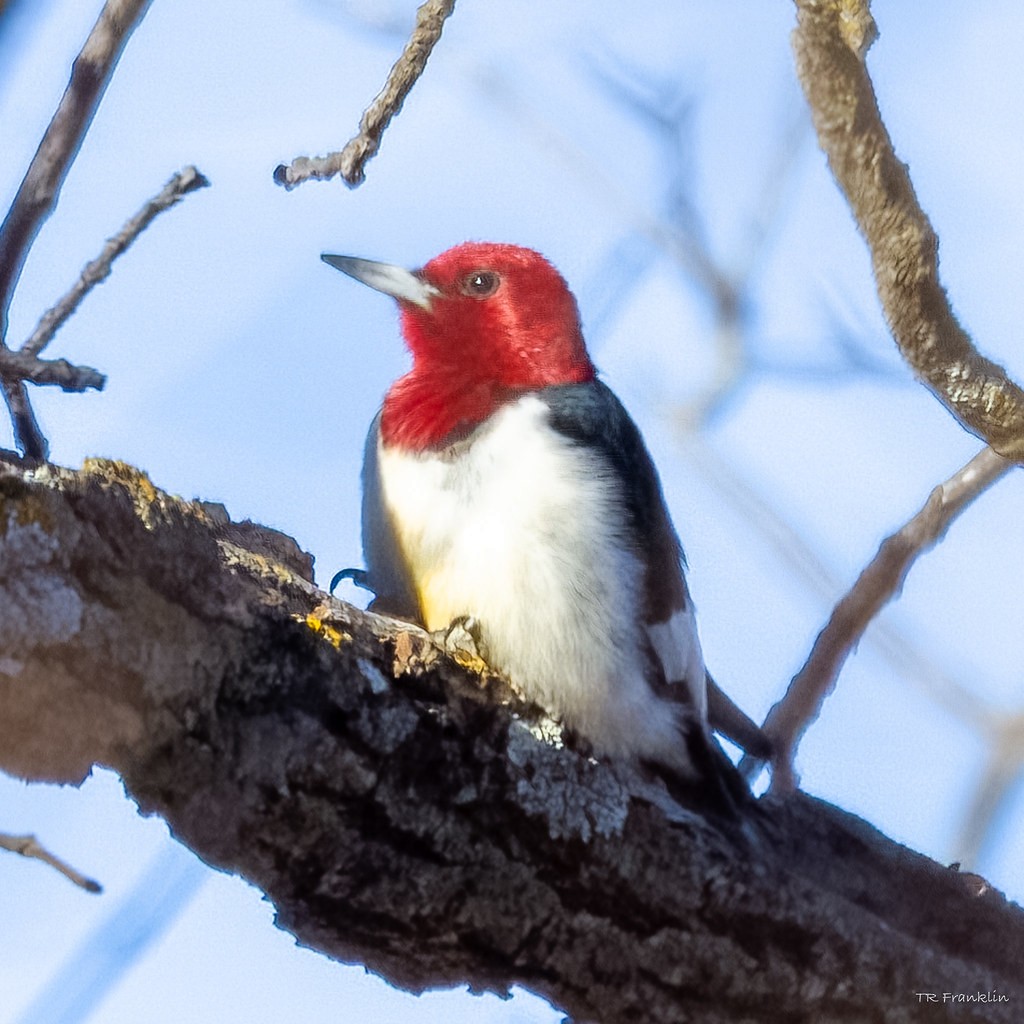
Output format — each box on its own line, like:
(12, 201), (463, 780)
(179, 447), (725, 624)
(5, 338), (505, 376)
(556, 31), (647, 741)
(646, 605), (707, 722)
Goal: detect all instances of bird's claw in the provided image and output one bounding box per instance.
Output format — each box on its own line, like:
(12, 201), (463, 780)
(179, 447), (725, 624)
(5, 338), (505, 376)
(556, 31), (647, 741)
(330, 567), (371, 595)
(433, 615), (488, 673)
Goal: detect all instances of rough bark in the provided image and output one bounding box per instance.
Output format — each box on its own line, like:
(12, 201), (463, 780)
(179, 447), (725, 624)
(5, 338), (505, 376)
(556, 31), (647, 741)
(1, 454), (1021, 1023)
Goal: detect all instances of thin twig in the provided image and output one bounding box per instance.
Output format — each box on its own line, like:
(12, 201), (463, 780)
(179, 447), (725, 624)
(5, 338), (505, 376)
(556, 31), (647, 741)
(22, 166), (209, 358)
(739, 446), (1013, 791)
(274, 0), (457, 189)
(792, 0), (1024, 460)
(0, 832), (102, 893)
(0, 0), (153, 336)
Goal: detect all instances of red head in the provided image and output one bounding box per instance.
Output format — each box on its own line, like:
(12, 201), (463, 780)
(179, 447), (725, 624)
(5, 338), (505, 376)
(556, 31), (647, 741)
(323, 243), (595, 449)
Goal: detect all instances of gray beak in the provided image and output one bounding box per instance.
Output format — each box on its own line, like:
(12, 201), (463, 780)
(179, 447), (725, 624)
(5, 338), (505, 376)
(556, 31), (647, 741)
(321, 254), (438, 310)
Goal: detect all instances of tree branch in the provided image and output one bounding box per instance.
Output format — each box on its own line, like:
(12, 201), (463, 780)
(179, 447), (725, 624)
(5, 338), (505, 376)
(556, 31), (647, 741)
(0, 0), (153, 336)
(741, 446), (1012, 791)
(792, 0), (1024, 460)
(274, 0), (457, 189)
(1, 455), (1022, 1022)
(21, 166), (209, 358)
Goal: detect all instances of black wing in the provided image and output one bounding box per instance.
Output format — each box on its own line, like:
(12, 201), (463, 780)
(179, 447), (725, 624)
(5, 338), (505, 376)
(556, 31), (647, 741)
(360, 412), (421, 620)
(540, 380), (690, 626)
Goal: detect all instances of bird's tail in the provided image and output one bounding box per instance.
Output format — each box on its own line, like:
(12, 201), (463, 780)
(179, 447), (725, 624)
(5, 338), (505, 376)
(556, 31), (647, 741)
(705, 671), (772, 760)
(648, 723), (756, 823)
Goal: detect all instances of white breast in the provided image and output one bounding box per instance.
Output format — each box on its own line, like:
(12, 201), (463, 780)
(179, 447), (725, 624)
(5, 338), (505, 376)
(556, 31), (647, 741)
(376, 394), (694, 769)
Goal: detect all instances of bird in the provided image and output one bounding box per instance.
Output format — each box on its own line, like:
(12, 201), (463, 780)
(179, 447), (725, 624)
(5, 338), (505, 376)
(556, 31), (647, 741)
(322, 241), (767, 801)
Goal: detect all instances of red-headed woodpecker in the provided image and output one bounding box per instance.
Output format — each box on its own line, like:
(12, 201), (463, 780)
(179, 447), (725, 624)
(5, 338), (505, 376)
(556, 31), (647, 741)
(323, 242), (765, 795)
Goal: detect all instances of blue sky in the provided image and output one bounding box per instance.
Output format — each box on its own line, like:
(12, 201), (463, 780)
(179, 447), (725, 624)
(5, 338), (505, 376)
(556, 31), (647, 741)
(1, 2), (1021, 1021)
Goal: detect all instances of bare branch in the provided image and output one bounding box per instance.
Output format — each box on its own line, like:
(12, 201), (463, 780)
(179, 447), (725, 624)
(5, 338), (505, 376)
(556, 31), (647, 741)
(274, 0), (457, 189)
(0, 832), (102, 893)
(0, 349), (105, 391)
(792, 0), (1024, 460)
(1, 380), (47, 461)
(0, 0), (153, 336)
(740, 446), (1013, 791)
(22, 166), (209, 358)
(1, 456), (1023, 1022)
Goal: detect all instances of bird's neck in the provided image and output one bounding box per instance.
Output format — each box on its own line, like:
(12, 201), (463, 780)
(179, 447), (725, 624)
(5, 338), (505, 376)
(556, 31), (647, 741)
(380, 368), (519, 450)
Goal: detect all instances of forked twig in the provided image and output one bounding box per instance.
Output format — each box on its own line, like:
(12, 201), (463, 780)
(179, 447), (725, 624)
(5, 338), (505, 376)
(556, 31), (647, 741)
(0, 350), (105, 390)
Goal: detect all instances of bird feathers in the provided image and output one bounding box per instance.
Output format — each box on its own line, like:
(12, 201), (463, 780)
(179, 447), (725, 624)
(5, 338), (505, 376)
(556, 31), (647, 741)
(366, 384), (708, 772)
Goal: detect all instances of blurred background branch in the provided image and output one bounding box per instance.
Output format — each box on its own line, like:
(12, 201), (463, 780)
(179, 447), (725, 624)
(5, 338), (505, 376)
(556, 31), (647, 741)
(953, 711), (1024, 869)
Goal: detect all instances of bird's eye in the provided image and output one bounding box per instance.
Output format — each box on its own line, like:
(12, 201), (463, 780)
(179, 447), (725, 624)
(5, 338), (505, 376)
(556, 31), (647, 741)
(461, 270), (500, 298)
